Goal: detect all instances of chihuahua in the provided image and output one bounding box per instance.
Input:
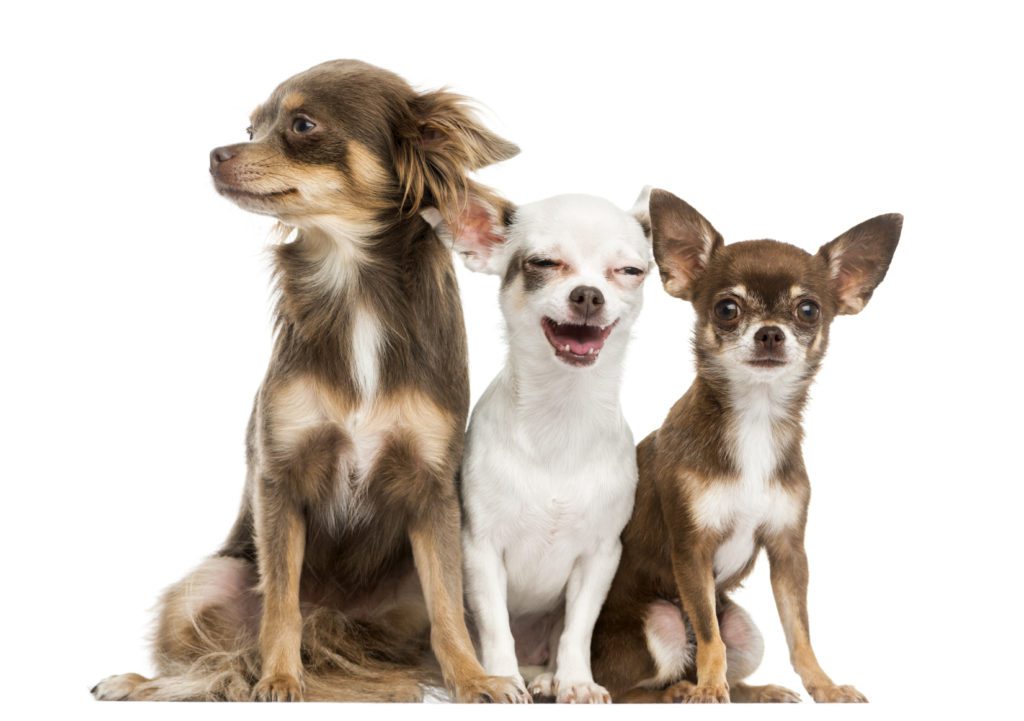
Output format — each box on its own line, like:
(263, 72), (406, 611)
(92, 59), (525, 702)
(444, 192), (650, 703)
(591, 189), (901, 703)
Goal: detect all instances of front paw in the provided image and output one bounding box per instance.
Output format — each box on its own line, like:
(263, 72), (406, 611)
(808, 683), (867, 703)
(678, 681), (730, 704)
(555, 680), (612, 704)
(252, 673), (303, 702)
(454, 674), (531, 703)
(528, 672), (555, 701)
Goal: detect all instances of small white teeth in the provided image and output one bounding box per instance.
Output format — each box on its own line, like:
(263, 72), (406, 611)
(564, 345), (571, 352)
(587, 348), (595, 355)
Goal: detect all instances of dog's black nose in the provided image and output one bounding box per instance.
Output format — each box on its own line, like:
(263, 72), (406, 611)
(569, 286), (604, 312)
(209, 145), (237, 173)
(754, 326), (786, 352)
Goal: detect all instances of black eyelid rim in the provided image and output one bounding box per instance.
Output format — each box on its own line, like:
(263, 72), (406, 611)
(795, 298), (822, 320)
(714, 296), (742, 321)
(527, 257), (560, 267)
(291, 114), (318, 133)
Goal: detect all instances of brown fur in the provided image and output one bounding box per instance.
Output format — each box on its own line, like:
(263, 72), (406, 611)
(592, 189), (900, 703)
(93, 60), (521, 703)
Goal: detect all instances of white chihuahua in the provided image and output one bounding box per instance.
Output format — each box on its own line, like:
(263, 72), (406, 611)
(443, 192), (651, 703)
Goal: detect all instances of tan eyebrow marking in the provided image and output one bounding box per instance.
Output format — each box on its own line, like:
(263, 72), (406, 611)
(281, 92), (306, 113)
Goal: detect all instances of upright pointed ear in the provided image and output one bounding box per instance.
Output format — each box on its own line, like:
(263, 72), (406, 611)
(630, 185), (653, 240)
(649, 189), (724, 300)
(435, 190), (515, 275)
(817, 214), (902, 315)
(397, 89), (519, 221)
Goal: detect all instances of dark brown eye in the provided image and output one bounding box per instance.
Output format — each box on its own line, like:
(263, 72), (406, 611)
(714, 299), (741, 322)
(292, 116), (316, 134)
(528, 258), (561, 269)
(246, 126), (254, 140)
(796, 300), (821, 322)
(619, 266), (644, 276)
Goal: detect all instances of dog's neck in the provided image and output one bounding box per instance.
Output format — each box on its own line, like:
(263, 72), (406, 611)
(271, 212), (433, 346)
(501, 332), (627, 444)
(691, 364), (812, 481)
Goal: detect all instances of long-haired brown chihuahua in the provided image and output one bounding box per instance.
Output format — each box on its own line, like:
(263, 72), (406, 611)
(91, 59), (526, 702)
(592, 189), (901, 703)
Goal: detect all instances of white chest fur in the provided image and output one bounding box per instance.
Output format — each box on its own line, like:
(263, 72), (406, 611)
(462, 373), (637, 617)
(691, 382), (803, 584)
(349, 306), (381, 400)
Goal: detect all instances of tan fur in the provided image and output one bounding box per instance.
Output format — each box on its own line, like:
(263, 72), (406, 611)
(592, 190), (900, 704)
(94, 59), (520, 703)
(281, 92), (305, 113)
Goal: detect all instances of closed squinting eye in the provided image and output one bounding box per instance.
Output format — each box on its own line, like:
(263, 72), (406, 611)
(527, 258), (562, 269)
(617, 266), (645, 276)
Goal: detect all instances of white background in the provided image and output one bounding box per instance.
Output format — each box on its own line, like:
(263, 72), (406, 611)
(2, 1), (1022, 719)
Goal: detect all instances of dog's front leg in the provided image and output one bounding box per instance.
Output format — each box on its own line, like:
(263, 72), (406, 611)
(252, 480), (306, 701)
(764, 530), (867, 703)
(538, 542), (619, 703)
(462, 539), (524, 687)
(668, 539), (730, 703)
(410, 499), (530, 703)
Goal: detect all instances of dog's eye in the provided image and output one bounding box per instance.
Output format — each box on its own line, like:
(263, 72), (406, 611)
(246, 126), (254, 140)
(292, 117), (317, 134)
(618, 266), (645, 276)
(714, 299), (741, 322)
(796, 300), (821, 322)
(528, 258), (561, 269)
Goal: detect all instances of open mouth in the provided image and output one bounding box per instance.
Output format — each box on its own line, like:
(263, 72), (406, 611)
(542, 317), (617, 367)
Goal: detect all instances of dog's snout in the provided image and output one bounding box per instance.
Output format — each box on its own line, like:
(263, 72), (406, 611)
(209, 145), (237, 174)
(569, 286), (604, 312)
(754, 326), (786, 352)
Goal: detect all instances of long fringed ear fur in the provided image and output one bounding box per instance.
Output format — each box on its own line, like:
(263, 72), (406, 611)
(816, 214), (902, 315)
(395, 89), (519, 223)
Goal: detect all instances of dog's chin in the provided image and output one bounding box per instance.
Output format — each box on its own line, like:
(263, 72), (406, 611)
(740, 356), (794, 381)
(214, 181), (298, 215)
(542, 317), (618, 368)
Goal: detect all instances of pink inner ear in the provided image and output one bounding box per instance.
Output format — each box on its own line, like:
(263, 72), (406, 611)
(455, 202), (503, 254)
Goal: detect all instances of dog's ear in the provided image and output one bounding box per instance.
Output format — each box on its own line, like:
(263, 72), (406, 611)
(649, 189), (723, 301)
(435, 190), (515, 275)
(630, 185), (653, 240)
(816, 214), (902, 315)
(396, 89), (519, 222)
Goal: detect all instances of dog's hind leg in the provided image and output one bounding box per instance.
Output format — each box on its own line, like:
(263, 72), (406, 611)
(92, 555), (261, 701)
(591, 600), (673, 702)
(718, 598), (800, 703)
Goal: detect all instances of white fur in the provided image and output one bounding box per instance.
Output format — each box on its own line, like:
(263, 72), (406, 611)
(460, 195), (649, 700)
(638, 600), (692, 688)
(349, 307), (381, 400)
(693, 324), (806, 583)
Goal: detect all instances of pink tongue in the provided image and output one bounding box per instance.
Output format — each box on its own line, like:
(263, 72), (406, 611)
(565, 337), (602, 355)
(549, 329), (605, 355)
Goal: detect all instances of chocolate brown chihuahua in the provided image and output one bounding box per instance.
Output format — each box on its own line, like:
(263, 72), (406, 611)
(92, 59), (525, 702)
(592, 189), (901, 703)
